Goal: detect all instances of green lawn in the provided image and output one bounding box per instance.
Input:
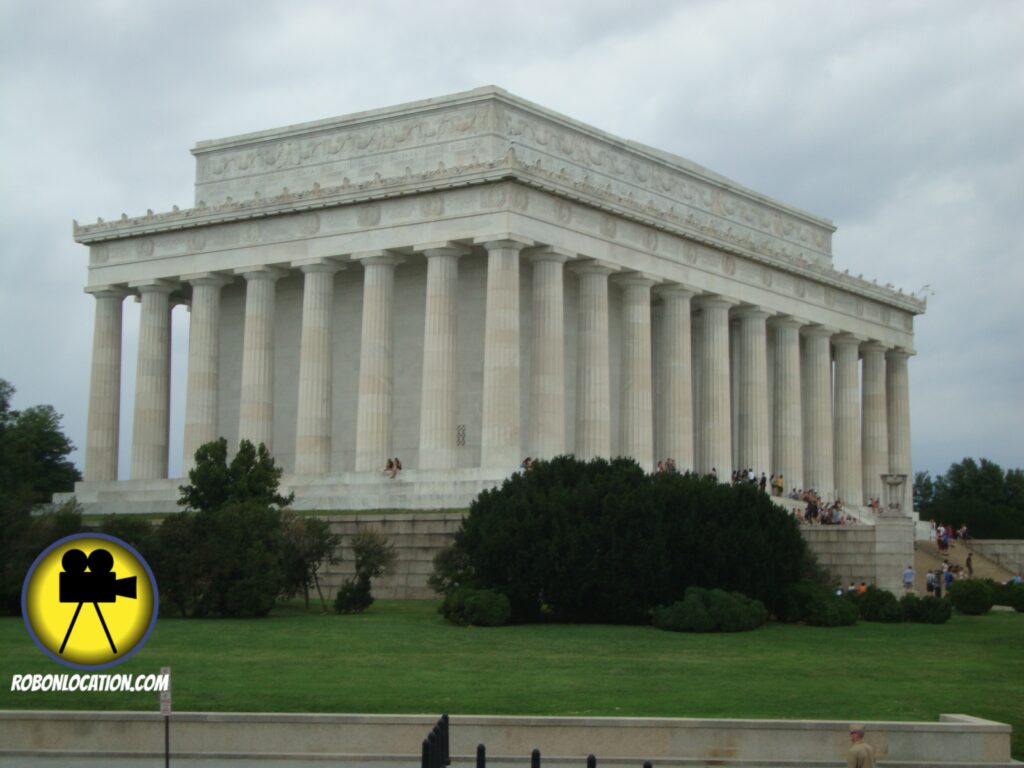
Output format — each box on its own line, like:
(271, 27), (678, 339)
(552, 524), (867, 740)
(2, 601), (1022, 758)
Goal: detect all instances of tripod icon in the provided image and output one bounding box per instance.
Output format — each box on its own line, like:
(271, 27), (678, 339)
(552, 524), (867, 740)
(58, 548), (137, 655)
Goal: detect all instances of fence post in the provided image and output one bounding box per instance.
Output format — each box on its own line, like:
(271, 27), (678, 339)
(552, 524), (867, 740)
(643, 762), (652, 768)
(477, 743), (486, 768)
(421, 739), (430, 768)
(587, 755), (596, 768)
(442, 713), (450, 766)
(531, 748), (541, 768)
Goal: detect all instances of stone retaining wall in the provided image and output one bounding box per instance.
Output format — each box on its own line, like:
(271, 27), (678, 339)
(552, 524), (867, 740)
(0, 711), (1014, 767)
(969, 540), (1024, 577)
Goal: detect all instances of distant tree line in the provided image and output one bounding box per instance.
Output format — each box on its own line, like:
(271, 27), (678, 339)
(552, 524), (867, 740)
(914, 458), (1024, 539)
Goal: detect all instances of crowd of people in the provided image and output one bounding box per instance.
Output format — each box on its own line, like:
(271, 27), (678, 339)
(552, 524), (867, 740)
(929, 519), (970, 552)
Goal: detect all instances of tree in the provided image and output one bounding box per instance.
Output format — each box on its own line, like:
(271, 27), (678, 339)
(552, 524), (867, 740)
(334, 530), (396, 614)
(156, 438), (295, 617)
(917, 458), (1024, 539)
(281, 514), (341, 611)
(178, 438), (293, 513)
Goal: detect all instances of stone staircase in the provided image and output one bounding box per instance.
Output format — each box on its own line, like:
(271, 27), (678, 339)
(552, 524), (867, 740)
(913, 539), (1013, 594)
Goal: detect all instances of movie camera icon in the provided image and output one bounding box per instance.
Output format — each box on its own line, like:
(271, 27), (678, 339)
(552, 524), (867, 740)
(58, 548), (137, 655)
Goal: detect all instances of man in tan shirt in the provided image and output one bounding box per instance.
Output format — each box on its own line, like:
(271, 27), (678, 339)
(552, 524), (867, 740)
(848, 724), (877, 768)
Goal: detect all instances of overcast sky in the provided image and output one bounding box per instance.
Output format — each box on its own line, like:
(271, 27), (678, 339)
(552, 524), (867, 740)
(1, 0), (1021, 481)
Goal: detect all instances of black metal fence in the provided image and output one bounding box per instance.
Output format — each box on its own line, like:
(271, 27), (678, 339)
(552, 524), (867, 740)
(422, 715), (653, 768)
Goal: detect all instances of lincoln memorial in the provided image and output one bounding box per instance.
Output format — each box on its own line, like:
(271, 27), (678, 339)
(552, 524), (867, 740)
(69, 86), (925, 516)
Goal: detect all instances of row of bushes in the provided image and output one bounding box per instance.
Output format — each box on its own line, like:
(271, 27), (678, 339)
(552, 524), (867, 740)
(654, 588), (767, 633)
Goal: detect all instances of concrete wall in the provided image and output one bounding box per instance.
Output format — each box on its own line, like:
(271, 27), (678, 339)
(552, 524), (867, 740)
(0, 711), (1014, 766)
(970, 540), (1024, 577)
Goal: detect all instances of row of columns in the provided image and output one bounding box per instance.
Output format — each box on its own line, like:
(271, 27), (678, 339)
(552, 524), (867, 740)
(83, 239), (914, 509)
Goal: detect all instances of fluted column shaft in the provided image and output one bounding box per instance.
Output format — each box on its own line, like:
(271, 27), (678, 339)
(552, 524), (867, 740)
(131, 282), (175, 480)
(418, 246), (464, 470)
(801, 325), (835, 497)
(528, 251), (569, 459)
(574, 263), (614, 460)
(182, 275), (231, 472)
(886, 349), (914, 514)
(771, 317), (803, 493)
(737, 308), (770, 475)
(617, 276), (655, 471)
(238, 268), (284, 452)
(480, 239), (526, 470)
(295, 261), (342, 475)
(355, 254), (399, 472)
(696, 296), (736, 479)
(833, 334), (863, 506)
(84, 288), (127, 481)
(657, 287), (695, 470)
(861, 342), (889, 504)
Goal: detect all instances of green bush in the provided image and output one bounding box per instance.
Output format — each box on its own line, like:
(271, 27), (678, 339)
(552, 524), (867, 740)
(900, 594), (951, 624)
(949, 580), (995, 615)
(441, 588), (512, 626)
(654, 587), (766, 633)
(854, 586), (903, 623)
(989, 580), (1024, 611)
(438, 456), (809, 624)
(334, 578), (373, 614)
(778, 580), (856, 626)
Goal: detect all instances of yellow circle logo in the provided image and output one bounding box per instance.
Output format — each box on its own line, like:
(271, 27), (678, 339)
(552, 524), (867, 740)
(22, 533), (158, 669)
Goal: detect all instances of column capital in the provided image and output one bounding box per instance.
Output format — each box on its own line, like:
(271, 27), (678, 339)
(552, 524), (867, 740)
(414, 241), (472, 259)
(84, 285), (130, 300)
(235, 265), (289, 281)
(353, 250), (404, 267)
(524, 246), (574, 264)
(693, 294), (739, 311)
(800, 323), (838, 339)
(886, 347), (916, 361)
(570, 258), (619, 277)
(733, 305), (771, 321)
(611, 271), (659, 288)
(860, 339), (890, 355)
(832, 332), (867, 348)
(129, 279), (178, 294)
(291, 257), (346, 274)
(182, 271), (234, 287)
(473, 234), (534, 251)
(654, 283), (699, 301)
(768, 314), (808, 331)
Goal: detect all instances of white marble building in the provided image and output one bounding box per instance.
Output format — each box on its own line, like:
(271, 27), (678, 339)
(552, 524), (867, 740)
(70, 86), (924, 514)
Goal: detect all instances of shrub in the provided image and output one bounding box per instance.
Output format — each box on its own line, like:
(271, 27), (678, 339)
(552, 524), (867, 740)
(334, 530), (397, 615)
(949, 580), (994, 615)
(990, 580), (1024, 611)
(441, 588), (512, 626)
(856, 586), (903, 623)
(901, 594), (951, 624)
(807, 593), (858, 627)
(439, 456), (809, 624)
(654, 587), (766, 633)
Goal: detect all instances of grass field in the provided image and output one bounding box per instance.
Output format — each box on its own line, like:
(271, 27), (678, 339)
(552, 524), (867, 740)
(2, 601), (1022, 758)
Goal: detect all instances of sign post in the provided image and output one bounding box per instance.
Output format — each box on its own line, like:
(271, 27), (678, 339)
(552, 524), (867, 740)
(159, 666), (171, 768)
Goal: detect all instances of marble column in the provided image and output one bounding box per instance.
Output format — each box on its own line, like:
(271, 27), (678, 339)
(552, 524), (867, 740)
(833, 333), (864, 506)
(861, 341), (889, 505)
(528, 249), (570, 460)
(294, 259), (343, 476)
(736, 307), (770, 476)
(616, 274), (656, 471)
(695, 295), (737, 480)
(84, 287), (128, 482)
(478, 237), (529, 470)
(691, 311), (704, 471)
(656, 286), (695, 470)
(801, 325), (835, 498)
(237, 266), (285, 452)
(355, 252), (401, 472)
(130, 280), (176, 480)
(770, 316), (803, 494)
(573, 261), (615, 460)
(182, 274), (232, 473)
(886, 348), (914, 515)
(418, 244), (466, 470)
